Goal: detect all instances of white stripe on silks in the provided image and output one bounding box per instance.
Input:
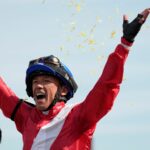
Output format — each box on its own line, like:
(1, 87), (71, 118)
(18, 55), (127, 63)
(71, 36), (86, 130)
(31, 104), (76, 150)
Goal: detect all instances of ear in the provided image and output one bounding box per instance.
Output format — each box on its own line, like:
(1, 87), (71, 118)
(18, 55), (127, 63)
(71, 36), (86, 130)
(60, 86), (68, 96)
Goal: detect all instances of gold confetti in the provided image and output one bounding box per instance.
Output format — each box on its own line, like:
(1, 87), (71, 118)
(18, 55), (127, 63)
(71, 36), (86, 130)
(110, 31), (116, 38)
(79, 32), (87, 37)
(76, 4), (81, 12)
(88, 39), (96, 45)
(68, 0), (83, 12)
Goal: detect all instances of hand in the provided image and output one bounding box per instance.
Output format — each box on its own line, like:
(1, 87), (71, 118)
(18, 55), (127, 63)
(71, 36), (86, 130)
(123, 8), (150, 42)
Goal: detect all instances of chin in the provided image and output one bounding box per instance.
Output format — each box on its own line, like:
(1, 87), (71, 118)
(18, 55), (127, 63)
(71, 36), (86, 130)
(36, 105), (48, 111)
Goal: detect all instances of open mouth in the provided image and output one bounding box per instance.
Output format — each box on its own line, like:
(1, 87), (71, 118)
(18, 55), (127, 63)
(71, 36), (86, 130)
(35, 92), (46, 101)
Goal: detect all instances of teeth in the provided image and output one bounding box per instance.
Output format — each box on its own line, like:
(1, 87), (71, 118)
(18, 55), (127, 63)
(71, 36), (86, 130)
(36, 91), (45, 95)
(35, 92), (46, 100)
(36, 93), (44, 96)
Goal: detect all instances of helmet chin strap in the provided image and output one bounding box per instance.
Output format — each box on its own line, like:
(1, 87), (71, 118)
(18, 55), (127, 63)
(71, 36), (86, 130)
(43, 87), (67, 111)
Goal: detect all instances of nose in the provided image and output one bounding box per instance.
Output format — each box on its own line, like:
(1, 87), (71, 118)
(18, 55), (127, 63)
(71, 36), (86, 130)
(36, 82), (44, 88)
(32, 80), (44, 89)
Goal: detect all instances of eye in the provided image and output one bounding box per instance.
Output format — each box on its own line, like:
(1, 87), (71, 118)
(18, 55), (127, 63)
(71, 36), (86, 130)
(32, 79), (38, 84)
(43, 77), (54, 83)
(44, 79), (51, 83)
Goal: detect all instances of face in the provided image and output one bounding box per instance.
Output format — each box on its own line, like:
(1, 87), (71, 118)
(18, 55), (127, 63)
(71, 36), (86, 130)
(32, 75), (62, 111)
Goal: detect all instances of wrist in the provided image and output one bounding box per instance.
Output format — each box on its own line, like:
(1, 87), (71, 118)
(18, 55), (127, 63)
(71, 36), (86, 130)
(121, 37), (133, 50)
(123, 36), (134, 43)
(121, 37), (133, 46)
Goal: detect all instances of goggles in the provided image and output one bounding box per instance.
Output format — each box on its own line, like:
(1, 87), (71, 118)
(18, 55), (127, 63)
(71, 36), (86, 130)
(28, 55), (73, 78)
(29, 55), (61, 67)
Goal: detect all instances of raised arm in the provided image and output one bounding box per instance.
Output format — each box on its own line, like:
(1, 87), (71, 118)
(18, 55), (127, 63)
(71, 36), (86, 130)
(0, 77), (19, 118)
(73, 8), (150, 128)
(0, 76), (33, 133)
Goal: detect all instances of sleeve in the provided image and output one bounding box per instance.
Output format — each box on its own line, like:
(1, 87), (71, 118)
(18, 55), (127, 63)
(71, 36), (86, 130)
(0, 77), (30, 133)
(0, 77), (20, 118)
(72, 42), (129, 129)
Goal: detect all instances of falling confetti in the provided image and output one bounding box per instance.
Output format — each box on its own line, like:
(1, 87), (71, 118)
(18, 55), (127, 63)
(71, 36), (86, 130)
(110, 31), (116, 38)
(79, 32), (87, 37)
(76, 4), (81, 12)
(88, 38), (96, 45)
(68, 0), (84, 12)
(61, 0), (109, 56)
